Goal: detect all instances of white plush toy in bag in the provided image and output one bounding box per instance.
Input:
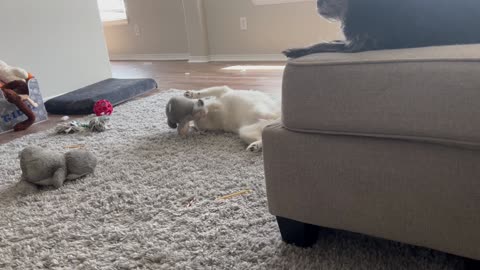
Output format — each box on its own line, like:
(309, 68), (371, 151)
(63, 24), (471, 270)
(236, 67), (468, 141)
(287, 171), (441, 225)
(0, 60), (29, 83)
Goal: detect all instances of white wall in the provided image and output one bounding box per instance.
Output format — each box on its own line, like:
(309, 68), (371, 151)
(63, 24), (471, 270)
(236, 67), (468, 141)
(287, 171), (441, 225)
(104, 0), (189, 59)
(204, 0), (343, 56)
(103, 0), (343, 60)
(0, 0), (112, 98)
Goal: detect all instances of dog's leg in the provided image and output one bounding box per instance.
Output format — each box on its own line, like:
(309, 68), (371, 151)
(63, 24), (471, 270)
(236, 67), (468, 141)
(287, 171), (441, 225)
(283, 40), (348, 58)
(255, 106), (280, 121)
(239, 123), (264, 152)
(184, 86), (232, 99)
(344, 34), (380, 52)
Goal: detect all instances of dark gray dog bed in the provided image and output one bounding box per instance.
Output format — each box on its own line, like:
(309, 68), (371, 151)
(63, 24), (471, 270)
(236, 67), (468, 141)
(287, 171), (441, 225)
(45, 78), (158, 115)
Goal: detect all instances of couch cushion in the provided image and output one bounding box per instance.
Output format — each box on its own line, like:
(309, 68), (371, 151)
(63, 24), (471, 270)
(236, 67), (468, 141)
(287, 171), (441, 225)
(282, 44), (480, 148)
(263, 122), (480, 260)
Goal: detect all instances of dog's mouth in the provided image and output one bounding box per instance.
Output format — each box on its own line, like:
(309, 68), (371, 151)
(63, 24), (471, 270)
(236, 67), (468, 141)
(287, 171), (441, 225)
(318, 9), (335, 19)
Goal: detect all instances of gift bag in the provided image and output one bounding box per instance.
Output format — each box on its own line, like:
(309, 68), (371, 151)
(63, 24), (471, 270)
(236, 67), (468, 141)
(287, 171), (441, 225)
(0, 78), (48, 134)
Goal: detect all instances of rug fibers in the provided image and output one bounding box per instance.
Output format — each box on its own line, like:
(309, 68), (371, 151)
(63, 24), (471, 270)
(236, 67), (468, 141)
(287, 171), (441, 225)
(0, 90), (463, 269)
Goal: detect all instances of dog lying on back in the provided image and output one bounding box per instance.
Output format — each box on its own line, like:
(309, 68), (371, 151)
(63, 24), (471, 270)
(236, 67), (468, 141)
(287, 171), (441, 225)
(284, 0), (480, 58)
(180, 86), (280, 152)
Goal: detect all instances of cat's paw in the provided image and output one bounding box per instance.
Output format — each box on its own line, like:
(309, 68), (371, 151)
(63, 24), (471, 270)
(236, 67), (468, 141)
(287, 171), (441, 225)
(184, 90), (197, 99)
(246, 141), (263, 152)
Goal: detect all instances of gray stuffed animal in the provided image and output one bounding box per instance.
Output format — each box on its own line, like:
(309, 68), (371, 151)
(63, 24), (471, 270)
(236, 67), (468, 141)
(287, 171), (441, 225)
(19, 146), (97, 188)
(165, 96), (206, 136)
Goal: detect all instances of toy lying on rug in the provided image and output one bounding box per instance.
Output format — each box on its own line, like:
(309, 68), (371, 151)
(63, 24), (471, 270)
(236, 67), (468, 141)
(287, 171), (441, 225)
(166, 86), (280, 152)
(19, 146), (97, 188)
(55, 116), (110, 134)
(165, 96), (205, 135)
(0, 60), (37, 131)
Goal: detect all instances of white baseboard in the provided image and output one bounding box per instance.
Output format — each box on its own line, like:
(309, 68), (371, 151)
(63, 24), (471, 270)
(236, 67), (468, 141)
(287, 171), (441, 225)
(210, 54), (287, 62)
(188, 56), (210, 63)
(109, 53), (189, 61)
(252, 0), (314, 5)
(109, 53), (287, 62)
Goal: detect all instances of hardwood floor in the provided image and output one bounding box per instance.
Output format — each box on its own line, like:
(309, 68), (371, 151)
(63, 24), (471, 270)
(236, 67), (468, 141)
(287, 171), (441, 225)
(0, 61), (285, 144)
(112, 61), (284, 94)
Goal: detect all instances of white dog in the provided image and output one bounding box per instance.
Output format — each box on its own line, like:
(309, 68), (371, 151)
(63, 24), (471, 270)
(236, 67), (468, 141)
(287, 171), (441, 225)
(184, 86), (280, 152)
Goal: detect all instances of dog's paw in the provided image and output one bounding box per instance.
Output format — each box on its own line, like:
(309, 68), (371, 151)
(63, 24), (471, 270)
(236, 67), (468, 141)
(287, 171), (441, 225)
(282, 48), (310, 58)
(246, 141), (263, 152)
(191, 126), (206, 135)
(184, 90), (197, 99)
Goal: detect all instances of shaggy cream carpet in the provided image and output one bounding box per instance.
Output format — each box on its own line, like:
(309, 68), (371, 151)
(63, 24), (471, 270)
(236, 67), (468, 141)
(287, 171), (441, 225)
(0, 90), (463, 269)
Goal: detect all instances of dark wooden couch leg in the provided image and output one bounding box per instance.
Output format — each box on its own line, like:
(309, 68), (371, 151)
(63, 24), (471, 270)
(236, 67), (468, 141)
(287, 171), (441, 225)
(464, 257), (480, 270)
(276, 216), (319, 247)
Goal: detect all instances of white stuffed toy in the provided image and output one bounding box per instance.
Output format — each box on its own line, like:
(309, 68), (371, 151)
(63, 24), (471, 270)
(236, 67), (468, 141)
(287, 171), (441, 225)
(0, 60), (37, 131)
(0, 60), (29, 83)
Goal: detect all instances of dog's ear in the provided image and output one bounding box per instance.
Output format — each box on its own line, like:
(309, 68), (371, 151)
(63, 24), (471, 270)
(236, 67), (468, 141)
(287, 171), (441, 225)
(168, 120), (177, 129)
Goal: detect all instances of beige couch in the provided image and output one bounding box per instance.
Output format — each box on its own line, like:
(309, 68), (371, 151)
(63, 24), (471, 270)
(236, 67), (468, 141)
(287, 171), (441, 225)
(263, 45), (480, 268)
